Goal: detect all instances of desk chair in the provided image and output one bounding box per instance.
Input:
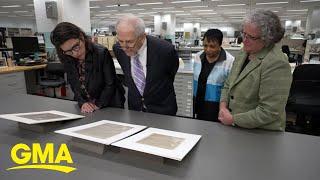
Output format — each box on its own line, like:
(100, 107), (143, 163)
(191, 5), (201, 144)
(39, 62), (65, 98)
(286, 64), (320, 130)
(282, 45), (296, 63)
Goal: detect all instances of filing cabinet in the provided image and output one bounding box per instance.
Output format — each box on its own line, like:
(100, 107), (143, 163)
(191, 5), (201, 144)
(0, 72), (26, 95)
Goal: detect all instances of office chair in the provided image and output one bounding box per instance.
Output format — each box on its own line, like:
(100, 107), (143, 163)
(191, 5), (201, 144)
(281, 45), (296, 63)
(39, 62), (65, 98)
(286, 64), (320, 130)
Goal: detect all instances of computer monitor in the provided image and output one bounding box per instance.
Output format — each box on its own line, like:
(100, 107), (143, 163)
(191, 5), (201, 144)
(11, 37), (40, 62)
(12, 36), (40, 53)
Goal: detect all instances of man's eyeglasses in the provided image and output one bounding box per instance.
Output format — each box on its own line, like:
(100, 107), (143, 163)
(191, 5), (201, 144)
(116, 36), (140, 49)
(241, 32), (261, 41)
(62, 39), (81, 56)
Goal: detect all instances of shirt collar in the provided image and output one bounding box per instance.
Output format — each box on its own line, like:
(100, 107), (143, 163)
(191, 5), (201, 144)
(200, 47), (227, 63)
(137, 37), (147, 56)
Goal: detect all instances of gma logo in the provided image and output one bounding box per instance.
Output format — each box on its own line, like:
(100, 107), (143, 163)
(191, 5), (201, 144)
(7, 143), (76, 173)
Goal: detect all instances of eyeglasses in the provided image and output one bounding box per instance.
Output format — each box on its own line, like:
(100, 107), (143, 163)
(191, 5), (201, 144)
(241, 32), (261, 41)
(116, 35), (140, 49)
(62, 39), (81, 56)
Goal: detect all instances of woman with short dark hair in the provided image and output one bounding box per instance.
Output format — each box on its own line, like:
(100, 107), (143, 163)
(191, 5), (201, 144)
(51, 22), (125, 113)
(193, 29), (234, 122)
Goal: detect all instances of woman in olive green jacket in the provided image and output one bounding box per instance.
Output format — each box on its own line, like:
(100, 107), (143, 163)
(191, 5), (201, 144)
(218, 10), (292, 131)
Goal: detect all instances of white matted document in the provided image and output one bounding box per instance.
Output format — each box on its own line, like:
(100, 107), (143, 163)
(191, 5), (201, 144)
(55, 120), (147, 145)
(0, 110), (84, 124)
(112, 128), (201, 161)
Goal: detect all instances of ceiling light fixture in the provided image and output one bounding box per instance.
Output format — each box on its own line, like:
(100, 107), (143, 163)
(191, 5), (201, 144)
(256, 2), (288, 5)
(171, 0), (201, 4)
(217, 4), (246, 7)
(106, 4), (129, 7)
(152, 7), (175, 10)
(176, 13), (192, 16)
(300, 0), (320, 2)
(191, 10), (214, 12)
(287, 9), (308, 11)
(182, 6), (208, 8)
(137, 2), (163, 5)
(124, 9), (145, 11)
(14, 11), (29, 13)
(198, 13), (217, 15)
(1, 5), (21, 8)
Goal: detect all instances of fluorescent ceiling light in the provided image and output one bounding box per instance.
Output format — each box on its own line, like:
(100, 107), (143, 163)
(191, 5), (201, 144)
(217, 4), (246, 7)
(0, 12), (9, 13)
(138, 12), (158, 14)
(124, 9), (145, 11)
(137, 2), (163, 5)
(191, 10), (213, 12)
(115, 13), (131, 16)
(1, 5), (21, 8)
(198, 13), (217, 15)
(176, 13), (192, 16)
(95, 14), (111, 16)
(152, 7), (174, 10)
(229, 17), (244, 19)
(171, 0), (201, 4)
(300, 0), (320, 2)
(224, 12), (246, 14)
(164, 11), (185, 13)
(106, 4), (129, 7)
(182, 6), (208, 8)
(287, 9), (308, 11)
(256, 2), (288, 5)
(99, 10), (118, 12)
(14, 11), (28, 13)
(90, 6), (100, 9)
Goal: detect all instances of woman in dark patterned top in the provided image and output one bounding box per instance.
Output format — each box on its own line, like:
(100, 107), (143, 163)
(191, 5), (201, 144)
(50, 22), (125, 113)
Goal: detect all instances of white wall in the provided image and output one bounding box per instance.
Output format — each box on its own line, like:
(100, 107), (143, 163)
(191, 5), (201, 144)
(60, 0), (91, 32)
(311, 8), (320, 32)
(34, 0), (58, 33)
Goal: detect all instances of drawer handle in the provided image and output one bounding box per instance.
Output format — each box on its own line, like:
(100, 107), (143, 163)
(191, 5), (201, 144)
(4, 74), (17, 78)
(7, 83), (17, 86)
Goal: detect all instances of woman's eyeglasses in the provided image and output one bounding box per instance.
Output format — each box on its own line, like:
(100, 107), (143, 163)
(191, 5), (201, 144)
(241, 32), (261, 41)
(62, 39), (81, 56)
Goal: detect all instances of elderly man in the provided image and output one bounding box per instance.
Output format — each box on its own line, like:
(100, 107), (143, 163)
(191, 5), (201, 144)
(113, 14), (179, 115)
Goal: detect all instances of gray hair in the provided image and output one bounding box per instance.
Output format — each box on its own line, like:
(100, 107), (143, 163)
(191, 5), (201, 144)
(115, 14), (145, 37)
(243, 10), (284, 46)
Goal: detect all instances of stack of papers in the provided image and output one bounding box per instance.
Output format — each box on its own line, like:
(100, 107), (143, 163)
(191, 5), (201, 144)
(0, 110), (84, 124)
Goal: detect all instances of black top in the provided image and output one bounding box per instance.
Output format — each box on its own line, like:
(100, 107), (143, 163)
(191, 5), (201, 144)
(240, 56), (250, 74)
(194, 50), (226, 122)
(62, 43), (125, 108)
(113, 35), (179, 115)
